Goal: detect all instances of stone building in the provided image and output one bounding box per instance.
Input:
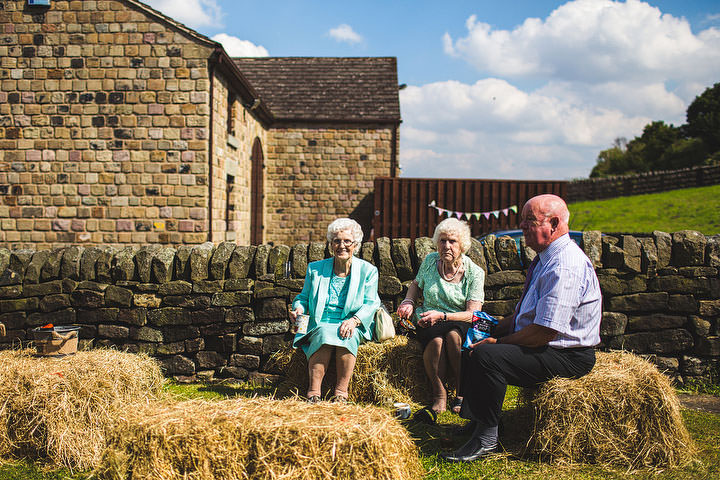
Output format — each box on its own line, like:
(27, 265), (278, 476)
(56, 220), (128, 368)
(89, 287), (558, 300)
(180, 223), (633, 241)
(0, 0), (401, 249)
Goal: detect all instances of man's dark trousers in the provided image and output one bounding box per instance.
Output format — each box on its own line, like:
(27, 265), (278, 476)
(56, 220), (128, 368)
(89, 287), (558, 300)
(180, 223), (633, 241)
(460, 344), (596, 427)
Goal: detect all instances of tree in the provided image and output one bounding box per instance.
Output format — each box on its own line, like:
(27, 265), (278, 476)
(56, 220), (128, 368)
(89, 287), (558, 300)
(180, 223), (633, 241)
(686, 82), (720, 153)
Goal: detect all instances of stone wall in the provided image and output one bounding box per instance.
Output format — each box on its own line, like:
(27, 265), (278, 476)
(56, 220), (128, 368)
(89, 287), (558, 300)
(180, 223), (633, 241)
(567, 164), (720, 203)
(0, 231), (717, 386)
(264, 125), (395, 244)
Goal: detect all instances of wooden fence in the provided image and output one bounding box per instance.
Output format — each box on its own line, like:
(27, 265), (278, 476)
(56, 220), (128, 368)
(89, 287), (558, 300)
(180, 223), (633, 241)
(372, 178), (567, 239)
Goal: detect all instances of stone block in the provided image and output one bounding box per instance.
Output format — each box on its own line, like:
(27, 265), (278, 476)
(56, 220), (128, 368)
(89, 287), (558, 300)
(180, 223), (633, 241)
(649, 276), (717, 296)
(607, 292), (668, 312)
(190, 308), (224, 325)
(209, 241), (235, 280)
(638, 237), (658, 276)
(582, 231), (602, 268)
(255, 287), (290, 299)
(378, 275), (402, 296)
(627, 314), (686, 332)
(496, 236), (522, 271)
(253, 244), (271, 278)
(158, 280), (193, 296)
(672, 230), (706, 266)
(60, 246), (83, 281)
(212, 292), (252, 307)
(152, 247), (176, 283)
(163, 325), (200, 343)
(80, 247), (104, 282)
(25, 250), (51, 284)
(134, 293), (161, 308)
(237, 336), (262, 355)
(228, 245), (255, 279)
(230, 354), (260, 369)
(225, 306), (254, 324)
(132, 326), (163, 342)
(224, 278), (254, 291)
(290, 243), (308, 278)
(607, 328), (693, 354)
(148, 307), (191, 326)
(268, 244), (291, 279)
(482, 235), (501, 274)
(112, 247), (137, 281)
(308, 242), (326, 263)
(681, 356), (710, 376)
(243, 320), (290, 336)
(375, 237), (397, 277)
(77, 308), (118, 325)
(185, 337), (205, 353)
(391, 238), (414, 282)
(695, 336), (720, 356)
(27, 309), (75, 327)
(484, 270), (525, 288)
(653, 231), (672, 268)
(98, 324), (129, 339)
(175, 245), (193, 280)
(256, 297), (289, 320)
(599, 311), (627, 336)
(160, 355), (195, 375)
(668, 295), (698, 314)
(118, 308), (147, 327)
(193, 280), (224, 294)
(690, 316), (711, 337)
(162, 295), (210, 310)
(707, 235), (720, 267)
(482, 300), (515, 317)
(0, 286), (22, 299)
(413, 237), (435, 267)
(40, 248), (64, 282)
(71, 289), (105, 308)
(699, 300), (720, 317)
(360, 241), (375, 266)
(190, 242), (214, 282)
(262, 333), (291, 356)
(0, 312), (26, 330)
(196, 351), (227, 369)
(105, 285), (133, 307)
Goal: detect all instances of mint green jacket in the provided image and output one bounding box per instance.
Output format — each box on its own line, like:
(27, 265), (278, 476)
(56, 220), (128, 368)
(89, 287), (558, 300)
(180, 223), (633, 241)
(292, 257), (381, 344)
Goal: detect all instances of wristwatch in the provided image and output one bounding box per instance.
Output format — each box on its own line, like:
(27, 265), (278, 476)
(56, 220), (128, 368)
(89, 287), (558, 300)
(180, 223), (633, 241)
(443, 312), (447, 322)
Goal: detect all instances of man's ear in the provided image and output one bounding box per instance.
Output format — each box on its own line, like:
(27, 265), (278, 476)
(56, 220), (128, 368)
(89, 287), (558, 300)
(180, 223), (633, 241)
(550, 217), (559, 230)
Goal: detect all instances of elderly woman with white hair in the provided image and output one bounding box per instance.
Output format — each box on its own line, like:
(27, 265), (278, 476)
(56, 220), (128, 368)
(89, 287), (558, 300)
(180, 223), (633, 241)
(397, 218), (485, 417)
(290, 218), (381, 403)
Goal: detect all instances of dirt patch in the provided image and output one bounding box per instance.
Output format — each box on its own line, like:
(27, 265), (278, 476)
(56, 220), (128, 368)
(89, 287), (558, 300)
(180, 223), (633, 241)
(677, 393), (720, 414)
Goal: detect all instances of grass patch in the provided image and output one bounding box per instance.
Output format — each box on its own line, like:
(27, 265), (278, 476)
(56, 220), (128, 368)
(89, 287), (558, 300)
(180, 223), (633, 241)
(568, 184), (720, 234)
(3, 384), (719, 480)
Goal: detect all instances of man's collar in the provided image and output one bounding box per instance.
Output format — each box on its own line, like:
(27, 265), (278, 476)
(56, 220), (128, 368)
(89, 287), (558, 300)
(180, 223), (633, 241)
(538, 233), (571, 264)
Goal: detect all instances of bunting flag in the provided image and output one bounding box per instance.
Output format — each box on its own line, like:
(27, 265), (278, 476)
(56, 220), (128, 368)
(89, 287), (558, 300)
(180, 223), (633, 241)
(427, 201), (519, 221)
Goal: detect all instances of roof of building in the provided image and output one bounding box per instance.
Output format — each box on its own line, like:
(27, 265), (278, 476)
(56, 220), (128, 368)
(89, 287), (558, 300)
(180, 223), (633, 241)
(232, 57), (402, 124)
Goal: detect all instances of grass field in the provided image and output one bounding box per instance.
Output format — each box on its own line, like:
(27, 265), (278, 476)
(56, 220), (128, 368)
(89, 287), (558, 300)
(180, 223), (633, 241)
(568, 184), (720, 234)
(2, 382), (718, 480)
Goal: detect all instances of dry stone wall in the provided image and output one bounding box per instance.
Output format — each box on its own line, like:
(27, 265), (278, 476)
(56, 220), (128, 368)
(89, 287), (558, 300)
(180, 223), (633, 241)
(0, 231), (718, 386)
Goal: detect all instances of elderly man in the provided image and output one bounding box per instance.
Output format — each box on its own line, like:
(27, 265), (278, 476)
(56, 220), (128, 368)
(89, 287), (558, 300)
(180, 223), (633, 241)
(442, 194), (602, 462)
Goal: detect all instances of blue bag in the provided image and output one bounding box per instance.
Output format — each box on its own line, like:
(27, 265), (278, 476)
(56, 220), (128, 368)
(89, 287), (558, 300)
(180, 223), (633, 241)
(462, 311), (499, 350)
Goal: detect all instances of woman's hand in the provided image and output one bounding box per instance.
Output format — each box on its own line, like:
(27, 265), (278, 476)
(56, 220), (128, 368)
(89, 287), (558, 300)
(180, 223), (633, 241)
(339, 318), (358, 339)
(418, 310), (444, 328)
(289, 307), (303, 322)
(397, 302), (414, 320)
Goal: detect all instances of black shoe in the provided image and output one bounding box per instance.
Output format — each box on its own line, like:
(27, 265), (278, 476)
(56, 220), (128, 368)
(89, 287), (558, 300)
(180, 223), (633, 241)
(413, 406), (438, 425)
(452, 420), (477, 436)
(441, 436), (498, 462)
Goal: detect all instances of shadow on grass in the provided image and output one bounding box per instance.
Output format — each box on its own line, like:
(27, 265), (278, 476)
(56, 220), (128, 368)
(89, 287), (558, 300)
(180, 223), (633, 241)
(196, 383), (276, 398)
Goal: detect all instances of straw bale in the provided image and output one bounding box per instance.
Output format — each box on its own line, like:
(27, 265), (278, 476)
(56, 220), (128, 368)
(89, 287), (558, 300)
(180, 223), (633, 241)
(0, 348), (164, 470)
(271, 335), (431, 407)
(526, 351), (695, 469)
(98, 397), (423, 480)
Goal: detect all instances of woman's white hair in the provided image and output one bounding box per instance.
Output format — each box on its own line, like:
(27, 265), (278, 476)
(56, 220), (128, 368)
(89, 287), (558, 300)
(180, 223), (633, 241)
(432, 218), (472, 253)
(326, 218), (363, 244)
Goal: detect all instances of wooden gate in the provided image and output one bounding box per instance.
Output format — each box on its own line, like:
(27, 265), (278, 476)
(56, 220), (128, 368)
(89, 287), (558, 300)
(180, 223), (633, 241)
(372, 178), (567, 239)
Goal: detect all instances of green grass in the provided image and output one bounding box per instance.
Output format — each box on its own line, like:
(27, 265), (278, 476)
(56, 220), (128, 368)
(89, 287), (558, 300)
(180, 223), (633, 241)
(568, 184), (720, 234)
(3, 383), (719, 480)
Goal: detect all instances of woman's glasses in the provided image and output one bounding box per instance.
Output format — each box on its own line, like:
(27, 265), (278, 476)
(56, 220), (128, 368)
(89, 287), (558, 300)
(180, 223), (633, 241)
(332, 239), (355, 247)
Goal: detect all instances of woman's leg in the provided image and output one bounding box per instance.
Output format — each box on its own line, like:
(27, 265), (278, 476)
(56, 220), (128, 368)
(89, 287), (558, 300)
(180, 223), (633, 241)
(334, 347), (357, 398)
(445, 329), (463, 412)
(423, 336), (447, 412)
(307, 345), (333, 398)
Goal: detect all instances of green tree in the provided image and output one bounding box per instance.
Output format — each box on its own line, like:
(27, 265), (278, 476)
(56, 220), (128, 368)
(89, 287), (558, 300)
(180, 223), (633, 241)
(686, 81), (720, 153)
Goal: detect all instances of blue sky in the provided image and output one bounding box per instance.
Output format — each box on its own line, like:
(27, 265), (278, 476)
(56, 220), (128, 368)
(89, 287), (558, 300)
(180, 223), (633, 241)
(145, 0), (720, 180)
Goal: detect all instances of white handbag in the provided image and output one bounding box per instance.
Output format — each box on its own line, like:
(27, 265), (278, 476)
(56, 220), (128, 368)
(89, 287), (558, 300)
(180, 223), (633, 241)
(374, 304), (396, 342)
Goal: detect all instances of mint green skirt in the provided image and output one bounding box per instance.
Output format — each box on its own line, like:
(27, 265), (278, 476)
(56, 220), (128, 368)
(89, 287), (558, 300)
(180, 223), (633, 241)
(294, 318), (363, 359)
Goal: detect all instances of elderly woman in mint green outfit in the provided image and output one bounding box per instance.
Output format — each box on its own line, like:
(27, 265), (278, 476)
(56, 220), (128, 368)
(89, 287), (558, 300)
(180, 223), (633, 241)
(397, 218), (485, 415)
(290, 218), (381, 403)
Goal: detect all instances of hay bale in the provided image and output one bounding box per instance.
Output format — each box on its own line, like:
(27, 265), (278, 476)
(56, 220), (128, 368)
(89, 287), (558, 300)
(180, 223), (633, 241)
(526, 351), (695, 469)
(0, 348), (164, 470)
(98, 397), (423, 480)
(271, 335), (431, 407)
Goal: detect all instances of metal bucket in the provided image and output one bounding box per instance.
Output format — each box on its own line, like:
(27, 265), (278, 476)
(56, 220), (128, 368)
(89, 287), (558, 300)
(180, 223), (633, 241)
(31, 325), (81, 357)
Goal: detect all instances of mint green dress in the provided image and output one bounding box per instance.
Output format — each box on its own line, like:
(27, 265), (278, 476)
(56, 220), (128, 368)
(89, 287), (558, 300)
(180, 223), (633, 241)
(415, 252), (486, 347)
(299, 273), (363, 358)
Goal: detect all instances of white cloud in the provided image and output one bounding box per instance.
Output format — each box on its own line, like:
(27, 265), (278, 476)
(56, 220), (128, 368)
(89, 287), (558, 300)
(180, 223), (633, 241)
(212, 34), (269, 57)
(402, 0), (720, 180)
(328, 24), (363, 44)
(444, 0), (720, 86)
(143, 0), (223, 29)
(399, 79), (651, 180)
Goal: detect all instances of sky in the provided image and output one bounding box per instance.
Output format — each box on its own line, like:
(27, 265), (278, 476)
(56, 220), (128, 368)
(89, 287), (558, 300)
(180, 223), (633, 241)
(143, 0), (720, 181)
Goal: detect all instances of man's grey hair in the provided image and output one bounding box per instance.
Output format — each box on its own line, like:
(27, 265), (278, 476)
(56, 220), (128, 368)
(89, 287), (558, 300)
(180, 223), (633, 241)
(326, 218), (363, 244)
(432, 218), (472, 253)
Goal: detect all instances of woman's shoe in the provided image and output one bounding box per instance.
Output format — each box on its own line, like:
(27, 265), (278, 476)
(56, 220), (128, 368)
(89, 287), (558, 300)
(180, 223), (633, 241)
(413, 406), (438, 425)
(306, 395), (321, 404)
(331, 395), (348, 404)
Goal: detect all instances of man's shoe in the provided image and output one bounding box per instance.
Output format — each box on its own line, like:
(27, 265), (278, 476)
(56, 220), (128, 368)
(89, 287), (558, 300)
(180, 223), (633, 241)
(440, 436), (498, 462)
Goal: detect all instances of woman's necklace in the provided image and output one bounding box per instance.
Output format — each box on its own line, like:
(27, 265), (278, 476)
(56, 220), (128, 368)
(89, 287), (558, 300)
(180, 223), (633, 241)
(441, 260), (461, 281)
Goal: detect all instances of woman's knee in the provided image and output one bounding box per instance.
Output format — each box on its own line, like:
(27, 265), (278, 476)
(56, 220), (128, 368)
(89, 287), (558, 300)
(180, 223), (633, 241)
(445, 329), (462, 346)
